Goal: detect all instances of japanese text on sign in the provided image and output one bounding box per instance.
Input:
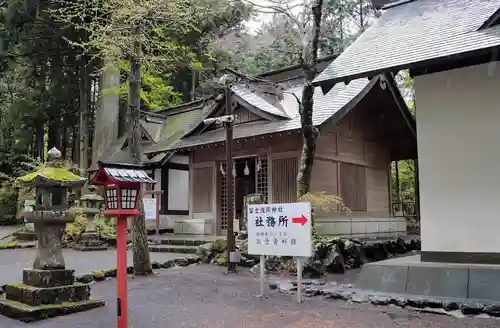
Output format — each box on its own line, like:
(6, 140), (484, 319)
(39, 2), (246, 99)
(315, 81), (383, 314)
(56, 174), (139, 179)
(247, 202), (312, 257)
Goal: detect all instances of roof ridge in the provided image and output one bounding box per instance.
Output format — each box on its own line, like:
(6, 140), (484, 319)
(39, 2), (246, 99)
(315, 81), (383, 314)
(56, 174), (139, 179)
(381, 0), (416, 10)
(478, 6), (500, 30)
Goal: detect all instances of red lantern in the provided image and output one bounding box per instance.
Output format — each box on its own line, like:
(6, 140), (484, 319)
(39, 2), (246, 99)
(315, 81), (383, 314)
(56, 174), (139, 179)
(90, 163), (154, 328)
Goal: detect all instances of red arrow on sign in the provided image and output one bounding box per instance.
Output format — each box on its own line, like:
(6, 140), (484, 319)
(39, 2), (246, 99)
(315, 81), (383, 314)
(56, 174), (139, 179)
(291, 215), (308, 226)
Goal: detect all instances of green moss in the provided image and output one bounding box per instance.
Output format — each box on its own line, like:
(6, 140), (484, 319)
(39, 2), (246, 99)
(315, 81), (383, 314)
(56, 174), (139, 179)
(6, 283), (36, 290)
(17, 166), (84, 183)
(38, 301), (81, 309)
(94, 214), (116, 236)
(90, 270), (106, 281)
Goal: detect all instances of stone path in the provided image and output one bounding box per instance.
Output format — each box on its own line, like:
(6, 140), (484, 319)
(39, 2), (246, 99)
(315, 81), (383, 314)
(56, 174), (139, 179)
(0, 226), (22, 241)
(0, 265), (498, 328)
(0, 248), (182, 285)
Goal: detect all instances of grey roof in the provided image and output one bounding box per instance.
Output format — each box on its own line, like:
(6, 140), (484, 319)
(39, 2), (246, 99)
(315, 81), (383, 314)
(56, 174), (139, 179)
(232, 85), (290, 119)
(104, 168), (155, 183)
(166, 77), (374, 150)
(313, 0), (500, 90)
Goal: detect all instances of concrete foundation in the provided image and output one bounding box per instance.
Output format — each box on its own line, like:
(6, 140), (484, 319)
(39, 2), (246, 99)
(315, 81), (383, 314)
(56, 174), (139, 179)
(357, 255), (500, 301)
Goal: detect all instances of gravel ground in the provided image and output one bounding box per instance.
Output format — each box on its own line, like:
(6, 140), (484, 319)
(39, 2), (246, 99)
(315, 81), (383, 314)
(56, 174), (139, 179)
(0, 248), (183, 285)
(0, 264), (498, 328)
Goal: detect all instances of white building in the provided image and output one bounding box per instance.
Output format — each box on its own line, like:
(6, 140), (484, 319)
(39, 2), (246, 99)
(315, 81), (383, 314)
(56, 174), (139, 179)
(313, 0), (500, 300)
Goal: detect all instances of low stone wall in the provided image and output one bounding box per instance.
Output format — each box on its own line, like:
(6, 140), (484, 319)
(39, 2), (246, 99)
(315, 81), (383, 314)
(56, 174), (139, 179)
(270, 279), (500, 318)
(196, 235), (421, 276)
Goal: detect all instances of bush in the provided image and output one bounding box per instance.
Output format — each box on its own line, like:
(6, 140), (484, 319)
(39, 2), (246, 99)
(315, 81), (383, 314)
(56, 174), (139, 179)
(0, 181), (20, 225)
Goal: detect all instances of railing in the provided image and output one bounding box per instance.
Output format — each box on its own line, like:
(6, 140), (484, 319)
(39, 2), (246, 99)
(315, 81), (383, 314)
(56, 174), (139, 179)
(392, 201), (417, 218)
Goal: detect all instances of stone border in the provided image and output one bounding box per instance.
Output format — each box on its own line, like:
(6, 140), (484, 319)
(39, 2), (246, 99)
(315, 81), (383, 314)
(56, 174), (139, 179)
(270, 280), (500, 319)
(0, 242), (36, 250)
(0, 255), (201, 295)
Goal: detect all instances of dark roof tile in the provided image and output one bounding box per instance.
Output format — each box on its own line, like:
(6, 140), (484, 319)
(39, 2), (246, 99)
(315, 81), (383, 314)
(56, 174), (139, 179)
(313, 0), (500, 89)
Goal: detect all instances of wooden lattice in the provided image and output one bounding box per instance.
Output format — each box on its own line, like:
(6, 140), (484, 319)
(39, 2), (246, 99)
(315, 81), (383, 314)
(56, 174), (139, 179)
(219, 162), (235, 231)
(256, 156), (268, 203)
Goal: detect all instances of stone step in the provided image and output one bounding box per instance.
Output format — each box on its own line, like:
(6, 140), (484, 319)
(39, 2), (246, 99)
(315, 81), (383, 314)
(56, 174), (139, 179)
(148, 244), (199, 254)
(5, 282), (90, 307)
(0, 298), (105, 323)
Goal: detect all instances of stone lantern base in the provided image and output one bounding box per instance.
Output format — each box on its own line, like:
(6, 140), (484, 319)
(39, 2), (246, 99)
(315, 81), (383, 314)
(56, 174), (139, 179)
(71, 207), (108, 251)
(0, 269), (105, 322)
(72, 231), (108, 251)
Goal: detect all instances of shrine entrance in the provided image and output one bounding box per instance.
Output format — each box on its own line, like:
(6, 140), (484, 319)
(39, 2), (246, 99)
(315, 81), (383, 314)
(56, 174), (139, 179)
(234, 158), (256, 226)
(218, 155), (269, 235)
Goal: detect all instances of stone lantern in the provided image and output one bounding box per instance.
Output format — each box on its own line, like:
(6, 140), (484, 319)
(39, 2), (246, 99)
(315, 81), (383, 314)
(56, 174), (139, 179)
(72, 193), (108, 251)
(0, 147), (105, 322)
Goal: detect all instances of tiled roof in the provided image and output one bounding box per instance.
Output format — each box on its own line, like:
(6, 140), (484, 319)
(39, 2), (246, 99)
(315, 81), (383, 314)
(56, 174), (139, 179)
(232, 85), (290, 118)
(104, 168), (155, 183)
(313, 0), (500, 90)
(142, 103), (212, 154)
(165, 77), (375, 150)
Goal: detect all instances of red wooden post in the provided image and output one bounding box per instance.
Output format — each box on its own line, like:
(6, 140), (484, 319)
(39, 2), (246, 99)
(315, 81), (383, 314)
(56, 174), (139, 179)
(116, 215), (128, 328)
(89, 163), (155, 328)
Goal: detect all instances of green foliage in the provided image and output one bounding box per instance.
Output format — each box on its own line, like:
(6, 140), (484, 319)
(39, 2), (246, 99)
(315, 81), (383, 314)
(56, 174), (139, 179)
(298, 191), (351, 237)
(94, 214), (116, 237)
(0, 181), (20, 224)
(64, 211), (88, 243)
(298, 191), (351, 215)
(208, 0), (375, 77)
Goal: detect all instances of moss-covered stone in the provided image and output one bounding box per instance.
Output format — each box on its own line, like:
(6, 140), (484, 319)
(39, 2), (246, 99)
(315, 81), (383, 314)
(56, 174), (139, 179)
(5, 282), (91, 306)
(23, 269), (75, 287)
(75, 274), (94, 284)
(0, 298), (105, 323)
(103, 268), (117, 278)
(17, 167), (84, 184)
(162, 260), (175, 269)
(90, 270), (106, 281)
(12, 230), (37, 242)
(173, 258), (189, 267)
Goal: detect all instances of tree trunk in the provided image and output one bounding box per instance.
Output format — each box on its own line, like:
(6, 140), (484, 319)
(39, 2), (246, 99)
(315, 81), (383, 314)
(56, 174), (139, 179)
(129, 10), (152, 276)
(296, 0), (324, 200)
(79, 56), (89, 173)
(62, 124), (68, 159)
(72, 125), (78, 162)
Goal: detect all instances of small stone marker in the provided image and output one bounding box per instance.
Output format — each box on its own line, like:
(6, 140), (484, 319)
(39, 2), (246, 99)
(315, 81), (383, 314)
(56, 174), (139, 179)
(247, 202), (312, 303)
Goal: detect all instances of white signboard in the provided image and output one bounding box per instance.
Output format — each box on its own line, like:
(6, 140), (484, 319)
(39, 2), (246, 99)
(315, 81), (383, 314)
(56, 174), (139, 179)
(248, 202), (312, 257)
(142, 198), (157, 220)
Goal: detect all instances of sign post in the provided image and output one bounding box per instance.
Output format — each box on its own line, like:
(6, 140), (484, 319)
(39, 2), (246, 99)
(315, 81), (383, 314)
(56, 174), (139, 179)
(247, 202), (312, 303)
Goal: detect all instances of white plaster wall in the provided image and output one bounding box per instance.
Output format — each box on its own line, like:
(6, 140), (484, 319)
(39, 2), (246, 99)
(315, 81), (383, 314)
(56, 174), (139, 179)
(414, 62), (500, 253)
(315, 216), (406, 238)
(167, 169), (189, 211)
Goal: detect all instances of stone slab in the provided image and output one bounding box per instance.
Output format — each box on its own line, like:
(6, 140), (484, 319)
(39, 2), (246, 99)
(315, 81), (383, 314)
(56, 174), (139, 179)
(356, 255), (500, 301)
(23, 269), (75, 287)
(468, 267), (500, 301)
(406, 265), (468, 299)
(0, 298), (105, 323)
(356, 263), (408, 294)
(5, 282), (90, 306)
